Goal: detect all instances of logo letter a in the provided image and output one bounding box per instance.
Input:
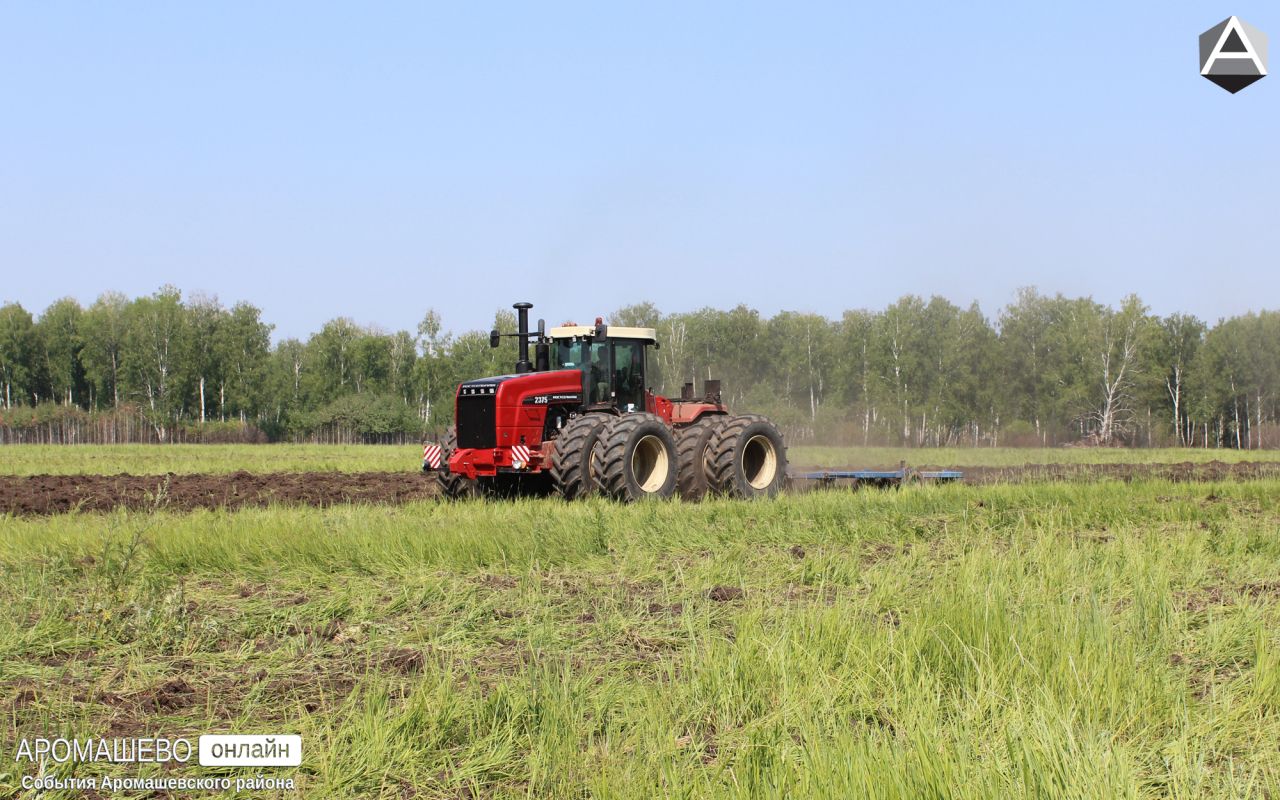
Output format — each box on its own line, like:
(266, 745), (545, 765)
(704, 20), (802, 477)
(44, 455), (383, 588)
(1200, 16), (1268, 93)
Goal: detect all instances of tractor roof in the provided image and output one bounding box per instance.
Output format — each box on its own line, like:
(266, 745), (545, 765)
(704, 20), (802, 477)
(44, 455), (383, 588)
(548, 325), (657, 342)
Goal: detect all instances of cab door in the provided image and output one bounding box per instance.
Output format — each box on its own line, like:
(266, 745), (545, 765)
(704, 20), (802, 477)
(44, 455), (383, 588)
(610, 339), (646, 412)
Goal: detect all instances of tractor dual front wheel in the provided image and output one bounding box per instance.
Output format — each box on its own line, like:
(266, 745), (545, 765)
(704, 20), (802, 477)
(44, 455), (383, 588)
(436, 427), (484, 500)
(597, 413), (679, 501)
(549, 414), (609, 500)
(706, 414), (787, 498)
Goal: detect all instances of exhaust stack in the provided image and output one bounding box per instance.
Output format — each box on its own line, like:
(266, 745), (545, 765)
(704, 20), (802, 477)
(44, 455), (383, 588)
(514, 302), (533, 374)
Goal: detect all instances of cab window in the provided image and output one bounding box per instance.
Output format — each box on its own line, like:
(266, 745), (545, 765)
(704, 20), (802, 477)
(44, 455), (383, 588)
(553, 340), (587, 370)
(589, 342), (611, 405)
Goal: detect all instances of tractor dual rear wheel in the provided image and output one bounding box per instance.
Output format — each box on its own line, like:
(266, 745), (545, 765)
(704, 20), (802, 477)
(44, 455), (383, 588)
(675, 415), (725, 500)
(597, 413), (679, 501)
(706, 414), (787, 498)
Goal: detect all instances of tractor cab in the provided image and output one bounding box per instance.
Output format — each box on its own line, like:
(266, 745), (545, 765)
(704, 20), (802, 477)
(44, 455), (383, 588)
(546, 321), (656, 412)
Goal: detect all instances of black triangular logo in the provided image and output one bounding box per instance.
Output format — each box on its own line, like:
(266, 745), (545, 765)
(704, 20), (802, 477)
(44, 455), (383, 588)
(1221, 28), (1248, 52)
(1205, 73), (1265, 93)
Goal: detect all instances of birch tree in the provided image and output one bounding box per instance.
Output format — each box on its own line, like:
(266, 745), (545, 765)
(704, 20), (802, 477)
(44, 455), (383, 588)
(1069, 295), (1150, 445)
(0, 303), (34, 409)
(34, 297), (84, 406)
(217, 302), (273, 421)
(80, 292), (130, 410)
(186, 292), (225, 423)
(1145, 313), (1205, 445)
(124, 287), (189, 438)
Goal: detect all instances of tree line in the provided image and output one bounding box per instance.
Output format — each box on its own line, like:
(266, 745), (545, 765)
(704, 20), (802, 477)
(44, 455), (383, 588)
(0, 287), (1277, 448)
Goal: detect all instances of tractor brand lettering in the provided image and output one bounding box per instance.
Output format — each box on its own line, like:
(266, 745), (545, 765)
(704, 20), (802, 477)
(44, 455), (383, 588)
(198, 735), (301, 766)
(1200, 16), (1268, 93)
(13, 737), (192, 763)
(522, 393), (582, 405)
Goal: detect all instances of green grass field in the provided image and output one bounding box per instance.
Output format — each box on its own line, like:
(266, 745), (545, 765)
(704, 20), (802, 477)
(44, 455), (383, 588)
(0, 443), (1274, 477)
(3, 479), (1279, 798)
(787, 445), (1278, 470)
(0, 444), (423, 476)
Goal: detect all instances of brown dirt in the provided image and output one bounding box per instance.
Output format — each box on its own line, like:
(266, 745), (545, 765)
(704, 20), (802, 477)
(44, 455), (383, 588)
(0, 470), (438, 515)
(792, 460), (1280, 486)
(5, 460), (1276, 517)
(386, 647), (426, 673)
(708, 586), (744, 602)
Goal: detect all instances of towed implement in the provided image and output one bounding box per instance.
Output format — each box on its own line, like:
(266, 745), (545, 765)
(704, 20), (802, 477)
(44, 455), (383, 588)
(789, 463), (964, 489)
(423, 302), (786, 501)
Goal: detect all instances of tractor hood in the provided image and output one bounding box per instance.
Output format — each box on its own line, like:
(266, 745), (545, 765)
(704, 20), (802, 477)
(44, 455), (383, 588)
(457, 374), (520, 397)
(457, 371), (582, 406)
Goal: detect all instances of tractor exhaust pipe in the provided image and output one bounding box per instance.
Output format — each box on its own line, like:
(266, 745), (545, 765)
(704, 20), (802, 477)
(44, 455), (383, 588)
(514, 302), (533, 374)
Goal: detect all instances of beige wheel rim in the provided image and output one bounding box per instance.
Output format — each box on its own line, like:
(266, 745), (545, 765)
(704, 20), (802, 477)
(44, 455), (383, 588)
(742, 435), (778, 490)
(632, 434), (670, 493)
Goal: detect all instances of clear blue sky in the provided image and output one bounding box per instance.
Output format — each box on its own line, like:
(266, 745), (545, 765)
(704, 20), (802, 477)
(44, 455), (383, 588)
(2, 2), (1276, 341)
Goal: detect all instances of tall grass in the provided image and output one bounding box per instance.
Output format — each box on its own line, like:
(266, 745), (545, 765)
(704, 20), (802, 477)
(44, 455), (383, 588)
(1, 481), (1278, 797)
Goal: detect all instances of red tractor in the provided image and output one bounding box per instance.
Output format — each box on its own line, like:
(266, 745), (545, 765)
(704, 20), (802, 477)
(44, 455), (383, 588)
(423, 302), (786, 501)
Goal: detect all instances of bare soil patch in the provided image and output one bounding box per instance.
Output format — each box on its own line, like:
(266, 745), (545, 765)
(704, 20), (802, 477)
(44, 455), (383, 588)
(5, 460), (1277, 516)
(0, 470), (438, 515)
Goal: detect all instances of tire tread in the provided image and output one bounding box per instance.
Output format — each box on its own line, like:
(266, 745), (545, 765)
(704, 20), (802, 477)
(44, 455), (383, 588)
(549, 415), (609, 500)
(706, 414), (786, 497)
(599, 413), (678, 501)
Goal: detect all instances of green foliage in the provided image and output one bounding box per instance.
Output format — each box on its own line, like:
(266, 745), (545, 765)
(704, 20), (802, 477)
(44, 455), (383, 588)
(0, 301), (35, 409)
(1, 288), (1278, 448)
(307, 393), (425, 438)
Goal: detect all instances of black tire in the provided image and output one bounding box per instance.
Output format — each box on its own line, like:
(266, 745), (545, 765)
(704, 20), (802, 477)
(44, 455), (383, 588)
(438, 427), (484, 499)
(549, 415), (609, 500)
(706, 414), (787, 498)
(675, 415), (725, 500)
(598, 413), (679, 501)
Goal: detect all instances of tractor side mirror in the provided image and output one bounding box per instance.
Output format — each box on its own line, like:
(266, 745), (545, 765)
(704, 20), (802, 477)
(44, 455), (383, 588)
(593, 323), (607, 343)
(489, 330), (500, 348)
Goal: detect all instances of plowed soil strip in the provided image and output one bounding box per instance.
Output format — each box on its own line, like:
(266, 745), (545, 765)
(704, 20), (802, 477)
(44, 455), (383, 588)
(4, 461), (1278, 516)
(1, 470), (438, 516)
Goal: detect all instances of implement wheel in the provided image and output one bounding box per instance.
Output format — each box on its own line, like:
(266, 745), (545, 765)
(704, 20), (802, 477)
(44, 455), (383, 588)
(598, 413), (679, 501)
(549, 415), (609, 500)
(675, 415), (725, 500)
(438, 427), (483, 500)
(706, 415), (787, 498)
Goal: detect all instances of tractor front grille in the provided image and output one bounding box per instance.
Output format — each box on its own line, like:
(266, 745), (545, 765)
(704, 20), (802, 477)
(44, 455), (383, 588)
(456, 394), (497, 450)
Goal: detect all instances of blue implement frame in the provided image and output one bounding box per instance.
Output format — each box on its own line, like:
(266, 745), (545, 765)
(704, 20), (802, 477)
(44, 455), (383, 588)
(787, 467), (963, 487)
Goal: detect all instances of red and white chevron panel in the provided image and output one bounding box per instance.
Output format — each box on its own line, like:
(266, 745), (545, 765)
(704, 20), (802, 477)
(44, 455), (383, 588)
(423, 444), (442, 469)
(511, 445), (531, 466)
